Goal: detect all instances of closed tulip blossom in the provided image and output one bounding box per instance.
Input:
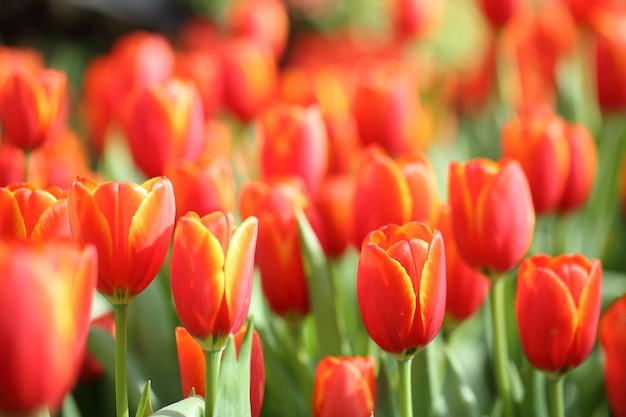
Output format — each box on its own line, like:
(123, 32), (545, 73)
(312, 356), (376, 417)
(599, 294), (626, 417)
(357, 222), (446, 359)
(558, 124), (597, 213)
(478, 0), (522, 29)
(171, 211), (258, 351)
(516, 254), (602, 374)
(0, 239), (96, 415)
(448, 158), (535, 275)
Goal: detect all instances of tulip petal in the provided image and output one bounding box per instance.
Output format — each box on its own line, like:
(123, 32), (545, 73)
(175, 326), (206, 397)
(0, 187), (26, 238)
(12, 188), (57, 237)
(357, 243), (416, 354)
(416, 230), (446, 346)
(32, 199), (72, 240)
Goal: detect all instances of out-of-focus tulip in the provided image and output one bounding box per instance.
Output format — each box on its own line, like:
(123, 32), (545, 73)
(501, 106), (570, 214)
(239, 178), (323, 322)
(312, 356), (376, 417)
(171, 211), (258, 350)
(397, 152), (440, 226)
(0, 183), (70, 240)
(79, 312), (116, 383)
(438, 203), (490, 322)
(351, 145), (412, 248)
(175, 326), (266, 417)
(226, 0), (289, 61)
(564, 0), (616, 29)
(68, 176), (175, 305)
(391, 0), (443, 40)
(593, 12), (626, 112)
(314, 175), (353, 257)
(166, 157), (236, 219)
(478, 0), (522, 29)
(0, 46), (43, 83)
(516, 254), (602, 374)
(121, 78), (205, 178)
(353, 61), (427, 156)
(221, 38), (277, 123)
(0, 143), (25, 186)
(0, 67), (66, 151)
(357, 222), (445, 358)
(558, 124), (597, 212)
(258, 104), (329, 196)
(599, 294), (626, 417)
(448, 158), (535, 275)
(0, 239), (96, 415)
(175, 50), (223, 119)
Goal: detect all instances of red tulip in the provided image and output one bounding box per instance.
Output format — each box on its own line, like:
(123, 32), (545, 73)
(314, 175), (353, 257)
(174, 50), (223, 119)
(437, 203), (490, 322)
(258, 103), (329, 196)
(516, 254), (602, 374)
(448, 158), (535, 275)
(0, 183), (70, 240)
(0, 67), (66, 151)
(593, 11), (626, 112)
(391, 0), (443, 40)
(68, 176), (175, 304)
(0, 143), (25, 186)
(397, 152), (440, 226)
(599, 294), (626, 417)
(357, 222), (446, 358)
(558, 124), (597, 212)
(175, 326), (266, 417)
(0, 239), (96, 415)
(501, 106), (570, 214)
(312, 356), (376, 417)
(478, 0), (522, 29)
(171, 211), (258, 350)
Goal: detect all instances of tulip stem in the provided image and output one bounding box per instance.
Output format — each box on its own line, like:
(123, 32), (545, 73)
(490, 278), (515, 417)
(205, 349), (222, 417)
(397, 358), (414, 417)
(114, 303), (129, 417)
(547, 376), (564, 417)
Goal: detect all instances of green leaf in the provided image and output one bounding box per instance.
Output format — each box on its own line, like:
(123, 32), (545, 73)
(296, 211), (348, 357)
(149, 396), (205, 417)
(443, 344), (481, 417)
(135, 381), (154, 417)
(61, 393), (82, 417)
(375, 354), (398, 417)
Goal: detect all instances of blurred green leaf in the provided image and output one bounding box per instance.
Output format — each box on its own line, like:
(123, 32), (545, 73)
(375, 354), (398, 417)
(150, 396), (205, 417)
(136, 381), (154, 417)
(443, 344), (481, 417)
(61, 394), (82, 417)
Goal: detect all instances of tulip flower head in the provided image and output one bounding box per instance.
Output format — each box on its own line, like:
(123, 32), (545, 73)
(357, 221), (446, 360)
(516, 254), (602, 375)
(599, 294), (626, 417)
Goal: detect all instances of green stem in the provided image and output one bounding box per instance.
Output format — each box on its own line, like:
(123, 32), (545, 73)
(490, 278), (515, 417)
(114, 303), (129, 417)
(398, 358), (414, 417)
(204, 349), (222, 417)
(547, 377), (564, 417)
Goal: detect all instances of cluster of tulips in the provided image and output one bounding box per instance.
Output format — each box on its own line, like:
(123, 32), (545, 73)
(1, 0), (626, 416)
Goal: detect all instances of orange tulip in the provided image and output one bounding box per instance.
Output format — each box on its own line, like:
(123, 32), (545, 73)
(397, 152), (440, 226)
(593, 10), (626, 113)
(448, 158), (535, 275)
(171, 211), (258, 350)
(501, 107), (570, 214)
(314, 175), (353, 257)
(0, 143), (25, 186)
(357, 222), (446, 358)
(0, 183), (70, 240)
(438, 203), (490, 322)
(0, 67), (66, 151)
(599, 294), (626, 417)
(516, 254), (602, 374)
(175, 326), (266, 417)
(312, 356), (376, 417)
(558, 124), (597, 212)
(351, 145), (412, 248)
(174, 50), (223, 120)
(121, 78), (205, 178)
(0, 239), (96, 415)
(258, 103), (329, 196)
(68, 176), (175, 304)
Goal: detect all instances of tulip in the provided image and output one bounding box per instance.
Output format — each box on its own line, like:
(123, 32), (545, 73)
(351, 145), (412, 248)
(501, 107), (570, 214)
(174, 50), (223, 119)
(599, 294), (626, 417)
(0, 143), (25, 186)
(312, 356), (376, 417)
(0, 183), (70, 240)
(516, 254), (602, 374)
(67, 176), (175, 304)
(448, 157), (535, 275)
(175, 326), (266, 417)
(397, 152), (440, 226)
(593, 12), (626, 113)
(558, 124), (597, 212)
(437, 203), (490, 323)
(258, 103), (329, 196)
(0, 239), (96, 415)
(391, 0), (443, 40)
(357, 221), (445, 358)
(121, 78), (205, 178)
(314, 175), (353, 257)
(171, 211), (258, 350)
(478, 0), (522, 29)
(0, 67), (66, 151)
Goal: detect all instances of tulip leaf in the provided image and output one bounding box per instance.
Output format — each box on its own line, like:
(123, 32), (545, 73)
(136, 381), (154, 417)
(442, 344), (481, 417)
(214, 320), (254, 417)
(61, 393), (82, 417)
(375, 354), (398, 417)
(296, 210), (348, 357)
(149, 396), (205, 416)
